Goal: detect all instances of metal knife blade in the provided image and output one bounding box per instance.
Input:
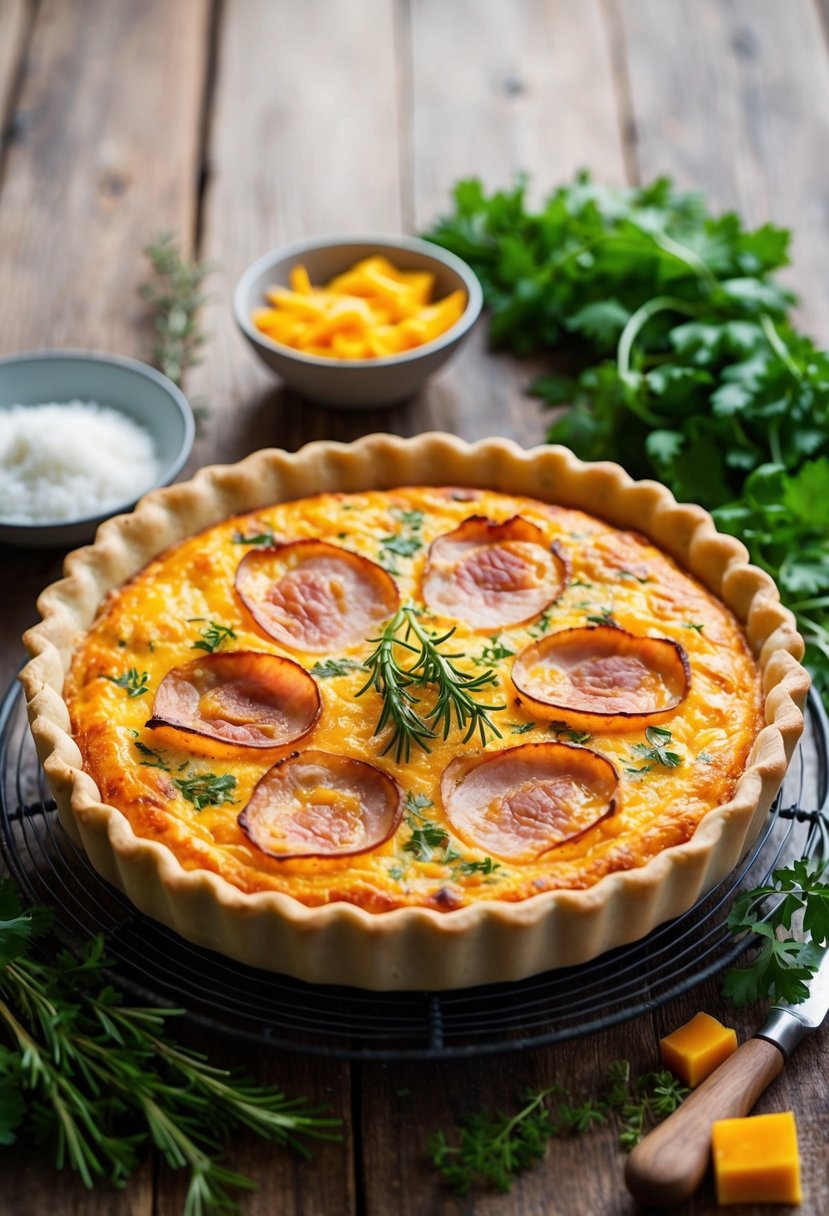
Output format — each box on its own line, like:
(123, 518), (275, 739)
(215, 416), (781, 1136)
(756, 944), (829, 1056)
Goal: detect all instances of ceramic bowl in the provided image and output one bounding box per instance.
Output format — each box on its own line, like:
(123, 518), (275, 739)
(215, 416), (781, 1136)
(233, 234), (483, 408)
(0, 350), (194, 549)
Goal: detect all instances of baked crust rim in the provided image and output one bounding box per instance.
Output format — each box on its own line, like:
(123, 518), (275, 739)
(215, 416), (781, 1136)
(20, 432), (810, 990)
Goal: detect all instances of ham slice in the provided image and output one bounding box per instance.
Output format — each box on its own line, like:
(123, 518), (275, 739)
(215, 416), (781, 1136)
(512, 625), (690, 731)
(421, 515), (567, 631)
(440, 742), (618, 862)
(239, 749), (404, 859)
(235, 539), (399, 653)
(147, 651), (320, 750)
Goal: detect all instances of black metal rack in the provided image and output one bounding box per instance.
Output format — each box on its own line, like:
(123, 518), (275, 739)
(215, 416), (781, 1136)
(2, 677), (827, 1060)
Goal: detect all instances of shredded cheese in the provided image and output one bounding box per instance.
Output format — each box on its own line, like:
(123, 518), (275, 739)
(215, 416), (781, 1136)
(0, 401), (160, 524)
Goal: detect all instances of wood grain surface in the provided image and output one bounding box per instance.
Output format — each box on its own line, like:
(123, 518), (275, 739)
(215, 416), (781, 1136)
(1, 3), (827, 1214)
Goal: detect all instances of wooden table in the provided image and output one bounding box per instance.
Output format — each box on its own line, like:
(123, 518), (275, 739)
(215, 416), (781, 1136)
(1, 2), (827, 1212)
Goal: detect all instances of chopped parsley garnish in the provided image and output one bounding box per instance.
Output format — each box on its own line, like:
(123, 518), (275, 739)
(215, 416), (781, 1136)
(509, 722), (536, 734)
(392, 507), (425, 530)
(473, 636), (516, 667)
(310, 658), (365, 678)
(617, 569), (650, 584)
(528, 610), (552, 637)
(231, 529), (276, 546)
(188, 618), (237, 654)
(173, 772), (237, 811)
(133, 740), (170, 771)
(628, 726), (682, 772)
(586, 611), (617, 627)
(104, 668), (150, 698)
(456, 857), (500, 877)
(683, 621), (705, 633)
(698, 750), (714, 763)
(548, 720), (592, 745)
(402, 792), (459, 863)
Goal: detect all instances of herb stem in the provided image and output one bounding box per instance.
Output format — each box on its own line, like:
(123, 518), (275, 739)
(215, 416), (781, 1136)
(617, 296), (701, 389)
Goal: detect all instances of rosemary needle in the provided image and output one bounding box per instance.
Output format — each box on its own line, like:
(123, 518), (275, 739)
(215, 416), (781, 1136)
(357, 603), (504, 763)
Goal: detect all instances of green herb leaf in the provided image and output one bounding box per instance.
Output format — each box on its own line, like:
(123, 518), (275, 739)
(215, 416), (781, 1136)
(188, 618), (237, 654)
(231, 529), (276, 546)
(357, 605), (503, 763)
(133, 740), (170, 771)
(103, 668), (150, 699)
(173, 772), (237, 812)
(309, 658), (365, 679)
(724, 858), (829, 1004)
(141, 233), (212, 388)
(630, 726), (682, 770)
(548, 720), (592, 745)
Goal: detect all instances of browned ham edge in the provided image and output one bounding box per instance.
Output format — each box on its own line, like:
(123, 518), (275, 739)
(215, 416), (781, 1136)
(421, 515), (567, 631)
(235, 539), (400, 654)
(239, 749), (404, 859)
(146, 650), (321, 750)
(512, 625), (691, 731)
(440, 741), (619, 863)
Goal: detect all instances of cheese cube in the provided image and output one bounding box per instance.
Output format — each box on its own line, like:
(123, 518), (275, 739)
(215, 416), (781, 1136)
(660, 1011), (738, 1087)
(712, 1112), (802, 1205)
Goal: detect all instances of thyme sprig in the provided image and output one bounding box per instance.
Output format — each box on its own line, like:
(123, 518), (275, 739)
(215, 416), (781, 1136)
(428, 1060), (688, 1195)
(189, 618), (237, 654)
(140, 233), (212, 387)
(357, 604), (504, 762)
(0, 880), (340, 1213)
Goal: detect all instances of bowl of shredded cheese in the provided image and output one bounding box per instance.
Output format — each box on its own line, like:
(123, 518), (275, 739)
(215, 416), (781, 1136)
(233, 235), (483, 408)
(0, 351), (194, 548)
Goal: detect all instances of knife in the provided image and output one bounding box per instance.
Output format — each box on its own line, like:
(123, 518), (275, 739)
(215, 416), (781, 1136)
(624, 945), (829, 1206)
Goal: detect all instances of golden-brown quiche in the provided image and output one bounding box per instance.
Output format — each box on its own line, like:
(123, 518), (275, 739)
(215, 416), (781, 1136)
(20, 434), (809, 989)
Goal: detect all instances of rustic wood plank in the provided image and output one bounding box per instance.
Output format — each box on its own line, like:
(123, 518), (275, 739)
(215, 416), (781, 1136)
(615, 0), (829, 338)
(403, 0), (628, 449)
(0, 0), (209, 356)
(0, 0), (29, 141)
(189, 0), (404, 464)
(0, 0), (210, 692)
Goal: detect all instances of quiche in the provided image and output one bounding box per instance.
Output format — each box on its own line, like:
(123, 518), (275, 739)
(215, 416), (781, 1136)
(21, 434), (808, 989)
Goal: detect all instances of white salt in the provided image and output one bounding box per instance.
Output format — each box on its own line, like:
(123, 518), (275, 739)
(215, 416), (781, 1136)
(0, 400), (161, 524)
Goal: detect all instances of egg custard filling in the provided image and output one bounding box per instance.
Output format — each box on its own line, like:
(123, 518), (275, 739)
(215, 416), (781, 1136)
(65, 486), (763, 914)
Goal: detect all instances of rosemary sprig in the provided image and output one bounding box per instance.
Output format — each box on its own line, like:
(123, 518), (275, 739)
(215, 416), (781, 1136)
(357, 604), (504, 762)
(140, 233), (212, 387)
(0, 880), (340, 1212)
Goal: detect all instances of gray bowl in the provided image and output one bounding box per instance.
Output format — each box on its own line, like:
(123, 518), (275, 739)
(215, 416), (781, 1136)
(0, 350), (195, 549)
(233, 234), (483, 408)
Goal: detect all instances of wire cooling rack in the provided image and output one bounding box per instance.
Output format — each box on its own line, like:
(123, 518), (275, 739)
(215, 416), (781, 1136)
(1, 677), (827, 1060)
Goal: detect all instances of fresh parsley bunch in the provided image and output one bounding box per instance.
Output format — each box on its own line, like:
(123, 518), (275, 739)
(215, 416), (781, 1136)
(0, 878), (340, 1214)
(425, 173), (829, 697)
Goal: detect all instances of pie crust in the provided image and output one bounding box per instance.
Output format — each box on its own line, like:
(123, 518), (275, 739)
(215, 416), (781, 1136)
(20, 434), (809, 990)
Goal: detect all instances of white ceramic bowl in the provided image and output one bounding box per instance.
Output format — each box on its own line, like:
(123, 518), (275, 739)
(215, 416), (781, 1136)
(0, 350), (195, 549)
(233, 234), (483, 408)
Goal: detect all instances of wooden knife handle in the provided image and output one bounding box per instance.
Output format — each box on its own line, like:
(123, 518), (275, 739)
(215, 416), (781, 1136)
(624, 1037), (785, 1206)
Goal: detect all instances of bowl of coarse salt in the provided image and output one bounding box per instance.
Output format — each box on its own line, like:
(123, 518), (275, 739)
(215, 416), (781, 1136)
(0, 351), (194, 548)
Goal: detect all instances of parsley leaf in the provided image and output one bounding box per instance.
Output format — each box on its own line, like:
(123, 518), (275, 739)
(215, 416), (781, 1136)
(310, 658), (365, 678)
(424, 172), (829, 706)
(173, 772), (237, 812)
(188, 618), (237, 653)
(103, 668), (150, 698)
(724, 858), (829, 1004)
(630, 726), (682, 770)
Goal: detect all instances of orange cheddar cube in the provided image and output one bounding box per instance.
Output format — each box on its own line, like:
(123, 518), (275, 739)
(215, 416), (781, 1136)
(712, 1112), (802, 1205)
(660, 1011), (738, 1087)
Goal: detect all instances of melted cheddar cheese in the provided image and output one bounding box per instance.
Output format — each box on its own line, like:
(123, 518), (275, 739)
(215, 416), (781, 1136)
(65, 487), (762, 912)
